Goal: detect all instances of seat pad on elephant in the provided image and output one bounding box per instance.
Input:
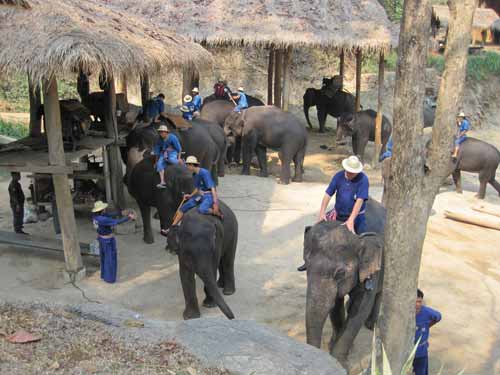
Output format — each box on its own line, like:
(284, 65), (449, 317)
(165, 113), (192, 129)
(358, 234), (383, 283)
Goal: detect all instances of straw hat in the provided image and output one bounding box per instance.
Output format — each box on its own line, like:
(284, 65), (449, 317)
(180, 105), (190, 113)
(185, 156), (200, 165)
(457, 112), (466, 118)
(342, 155), (363, 174)
(92, 200), (108, 213)
(157, 125), (169, 132)
(191, 87), (199, 93)
(237, 87), (244, 92)
(184, 95), (193, 103)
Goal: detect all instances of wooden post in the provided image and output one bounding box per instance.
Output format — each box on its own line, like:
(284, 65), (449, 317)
(339, 50), (345, 86)
(267, 47), (275, 105)
(282, 46), (293, 112)
(373, 52), (385, 166)
(102, 146), (112, 204)
(355, 49), (362, 112)
(28, 77), (42, 137)
(182, 62), (200, 98)
(119, 76), (128, 104)
(42, 77), (84, 275)
(77, 71), (90, 101)
(274, 48), (283, 109)
(103, 78), (125, 209)
(140, 74), (150, 109)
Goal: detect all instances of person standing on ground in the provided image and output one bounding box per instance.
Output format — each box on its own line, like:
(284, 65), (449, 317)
(8, 172), (28, 235)
(92, 201), (135, 284)
(452, 111), (470, 160)
(414, 289), (442, 375)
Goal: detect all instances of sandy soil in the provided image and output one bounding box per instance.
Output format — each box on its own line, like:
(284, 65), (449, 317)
(0, 127), (499, 374)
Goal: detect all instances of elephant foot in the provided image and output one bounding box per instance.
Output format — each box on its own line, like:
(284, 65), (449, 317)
(259, 171), (268, 178)
(143, 235), (154, 245)
(475, 193), (485, 200)
(292, 176), (303, 183)
(456, 189), (463, 194)
(183, 308), (201, 320)
(331, 349), (349, 368)
(223, 286), (235, 296)
(364, 317), (377, 330)
(202, 298), (217, 308)
(278, 179), (290, 185)
(217, 279), (224, 288)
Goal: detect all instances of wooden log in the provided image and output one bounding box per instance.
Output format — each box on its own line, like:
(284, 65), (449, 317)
(267, 47), (274, 105)
(28, 77), (42, 137)
(274, 49), (283, 109)
(355, 49), (362, 112)
(339, 50), (345, 86)
(444, 209), (500, 231)
(373, 52), (385, 166)
(140, 74), (150, 109)
(0, 164), (73, 174)
(472, 204), (500, 218)
(42, 77), (84, 273)
(282, 46), (293, 112)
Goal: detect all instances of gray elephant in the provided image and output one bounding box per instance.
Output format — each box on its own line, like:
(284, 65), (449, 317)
(195, 118), (227, 177)
(304, 198), (385, 366)
(338, 109), (392, 163)
(165, 201), (238, 320)
(224, 106), (308, 184)
(492, 19), (500, 44)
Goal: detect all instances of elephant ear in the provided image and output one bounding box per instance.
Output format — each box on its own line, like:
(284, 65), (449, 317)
(357, 233), (383, 283)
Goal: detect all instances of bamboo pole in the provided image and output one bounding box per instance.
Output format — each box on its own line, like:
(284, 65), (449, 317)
(119, 76), (128, 104)
(274, 49), (283, 109)
(339, 50), (345, 86)
(355, 49), (362, 112)
(267, 48), (275, 105)
(373, 52), (385, 166)
(282, 46), (293, 112)
(42, 77), (84, 275)
(472, 204), (500, 218)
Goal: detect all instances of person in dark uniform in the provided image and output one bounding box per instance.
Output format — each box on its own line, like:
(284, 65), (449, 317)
(8, 172), (28, 235)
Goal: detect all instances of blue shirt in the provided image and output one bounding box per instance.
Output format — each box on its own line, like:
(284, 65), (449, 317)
(93, 212), (129, 236)
(192, 95), (202, 112)
(415, 306), (442, 358)
(146, 97), (165, 119)
(234, 93), (249, 112)
(458, 119), (470, 134)
(153, 134), (181, 156)
(194, 168), (215, 192)
(326, 171), (369, 217)
(380, 137), (393, 161)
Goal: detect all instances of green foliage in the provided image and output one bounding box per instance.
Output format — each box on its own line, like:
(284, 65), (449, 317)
(381, 0), (404, 21)
(427, 52), (500, 81)
(0, 119), (28, 139)
(427, 55), (445, 73)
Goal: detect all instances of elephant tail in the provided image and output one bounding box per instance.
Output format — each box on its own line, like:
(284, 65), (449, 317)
(303, 88), (316, 129)
(198, 271), (235, 320)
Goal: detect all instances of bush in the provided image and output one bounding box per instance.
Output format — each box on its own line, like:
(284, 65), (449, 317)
(0, 119), (28, 139)
(466, 51), (500, 81)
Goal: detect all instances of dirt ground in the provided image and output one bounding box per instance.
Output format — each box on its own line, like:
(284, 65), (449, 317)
(0, 124), (499, 374)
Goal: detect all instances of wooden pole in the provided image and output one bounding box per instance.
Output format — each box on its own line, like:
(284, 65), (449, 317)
(103, 78), (125, 209)
(140, 74), (150, 109)
(274, 48), (283, 109)
(282, 46), (293, 112)
(102, 146), (112, 204)
(28, 77), (42, 137)
(267, 47), (275, 105)
(339, 50), (345, 87)
(42, 77), (84, 275)
(119, 76), (128, 104)
(373, 52), (385, 166)
(355, 49), (362, 112)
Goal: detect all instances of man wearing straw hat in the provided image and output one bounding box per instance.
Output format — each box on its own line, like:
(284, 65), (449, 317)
(167, 156), (221, 230)
(92, 201), (135, 283)
(191, 87), (203, 116)
(231, 87), (249, 113)
(452, 111), (470, 160)
(153, 125), (182, 189)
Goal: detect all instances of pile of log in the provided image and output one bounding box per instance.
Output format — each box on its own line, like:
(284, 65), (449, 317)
(444, 202), (500, 230)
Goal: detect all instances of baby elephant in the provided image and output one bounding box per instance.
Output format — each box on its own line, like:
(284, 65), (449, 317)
(165, 201), (238, 320)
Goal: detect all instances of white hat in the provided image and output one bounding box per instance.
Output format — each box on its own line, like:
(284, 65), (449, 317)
(180, 105), (190, 113)
(342, 155), (363, 174)
(157, 125), (169, 132)
(185, 156), (200, 165)
(237, 87), (244, 92)
(184, 95), (193, 103)
(457, 112), (466, 117)
(191, 87), (199, 93)
(92, 200), (108, 213)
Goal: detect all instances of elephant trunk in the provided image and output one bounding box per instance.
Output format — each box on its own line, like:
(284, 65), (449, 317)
(306, 274), (337, 348)
(198, 270), (235, 320)
(303, 88), (316, 129)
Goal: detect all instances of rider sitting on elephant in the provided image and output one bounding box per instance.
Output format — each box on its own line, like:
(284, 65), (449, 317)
(146, 93), (166, 123)
(214, 79), (230, 99)
(231, 87), (249, 112)
(154, 125), (182, 189)
(167, 156), (222, 230)
(191, 87), (202, 116)
(452, 111), (470, 160)
(180, 105), (194, 121)
(380, 136), (393, 162)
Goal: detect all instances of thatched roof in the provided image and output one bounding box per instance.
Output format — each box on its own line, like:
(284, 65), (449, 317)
(433, 5), (499, 31)
(0, 0), (30, 7)
(106, 0), (393, 53)
(0, 0), (212, 84)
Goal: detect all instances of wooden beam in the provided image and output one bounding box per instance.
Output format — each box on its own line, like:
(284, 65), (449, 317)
(267, 47), (274, 105)
(102, 145), (113, 205)
(140, 74), (150, 109)
(373, 52), (385, 166)
(274, 48), (283, 109)
(28, 77), (42, 137)
(355, 49), (362, 112)
(444, 209), (500, 231)
(339, 50), (345, 87)
(42, 77), (84, 274)
(282, 46), (293, 112)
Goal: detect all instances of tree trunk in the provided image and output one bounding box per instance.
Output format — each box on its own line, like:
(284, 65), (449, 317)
(372, 52), (385, 166)
(28, 78), (42, 137)
(379, 0), (478, 372)
(182, 62), (200, 98)
(282, 47), (293, 112)
(140, 74), (150, 109)
(274, 49), (283, 109)
(355, 49), (362, 112)
(267, 48), (275, 105)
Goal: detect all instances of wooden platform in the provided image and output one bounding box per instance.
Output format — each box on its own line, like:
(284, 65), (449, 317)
(0, 230), (95, 256)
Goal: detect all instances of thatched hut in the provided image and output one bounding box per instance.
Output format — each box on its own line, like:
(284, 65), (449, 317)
(0, 0), (212, 276)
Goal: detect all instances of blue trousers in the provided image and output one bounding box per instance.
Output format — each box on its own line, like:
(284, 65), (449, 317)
(455, 136), (467, 146)
(336, 214), (367, 234)
(98, 236), (117, 283)
(180, 193), (214, 214)
(156, 151), (179, 172)
(413, 356), (428, 375)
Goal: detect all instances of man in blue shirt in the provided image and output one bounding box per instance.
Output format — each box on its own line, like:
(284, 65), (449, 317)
(92, 201), (135, 283)
(153, 125), (182, 189)
(452, 112), (470, 159)
(414, 289), (442, 375)
(180, 105), (193, 121)
(167, 156), (221, 230)
(146, 93), (166, 123)
(232, 87), (248, 112)
(191, 87), (202, 116)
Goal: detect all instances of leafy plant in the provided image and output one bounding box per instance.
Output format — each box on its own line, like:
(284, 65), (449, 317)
(0, 119), (28, 139)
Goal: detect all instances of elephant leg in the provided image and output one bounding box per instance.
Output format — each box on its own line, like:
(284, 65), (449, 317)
(203, 285), (217, 308)
(365, 290), (382, 330)
(335, 119), (345, 145)
(292, 147), (305, 182)
(351, 134), (357, 156)
(318, 108), (328, 133)
(217, 262), (225, 288)
(241, 134), (257, 175)
(234, 136), (242, 165)
(477, 170), (491, 199)
(489, 177), (500, 196)
(179, 262), (201, 320)
(220, 252), (236, 295)
(328, 297), (346, 349)
(139, 203), (154, 244)
(256, 145), (268, 177)
(217, 151), (225, 177)
(358, 138), (368, 163)
(452, 169), (463, 194)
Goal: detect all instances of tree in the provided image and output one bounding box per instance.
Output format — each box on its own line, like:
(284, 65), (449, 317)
(379, 0), (478, 372)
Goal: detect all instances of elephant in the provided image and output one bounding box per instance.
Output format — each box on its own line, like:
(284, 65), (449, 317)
(223, 106), (308, 184)
(338, 109), (392, 163)
(193, 118), (227, 177)
(304, 198), (385, 366)
(165, 201), (238, 320)
(202, 93), (265, 109)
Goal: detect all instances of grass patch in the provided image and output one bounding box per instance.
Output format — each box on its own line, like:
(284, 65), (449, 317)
(0, 118), (28, 139)
(427, 51), (500, 81)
